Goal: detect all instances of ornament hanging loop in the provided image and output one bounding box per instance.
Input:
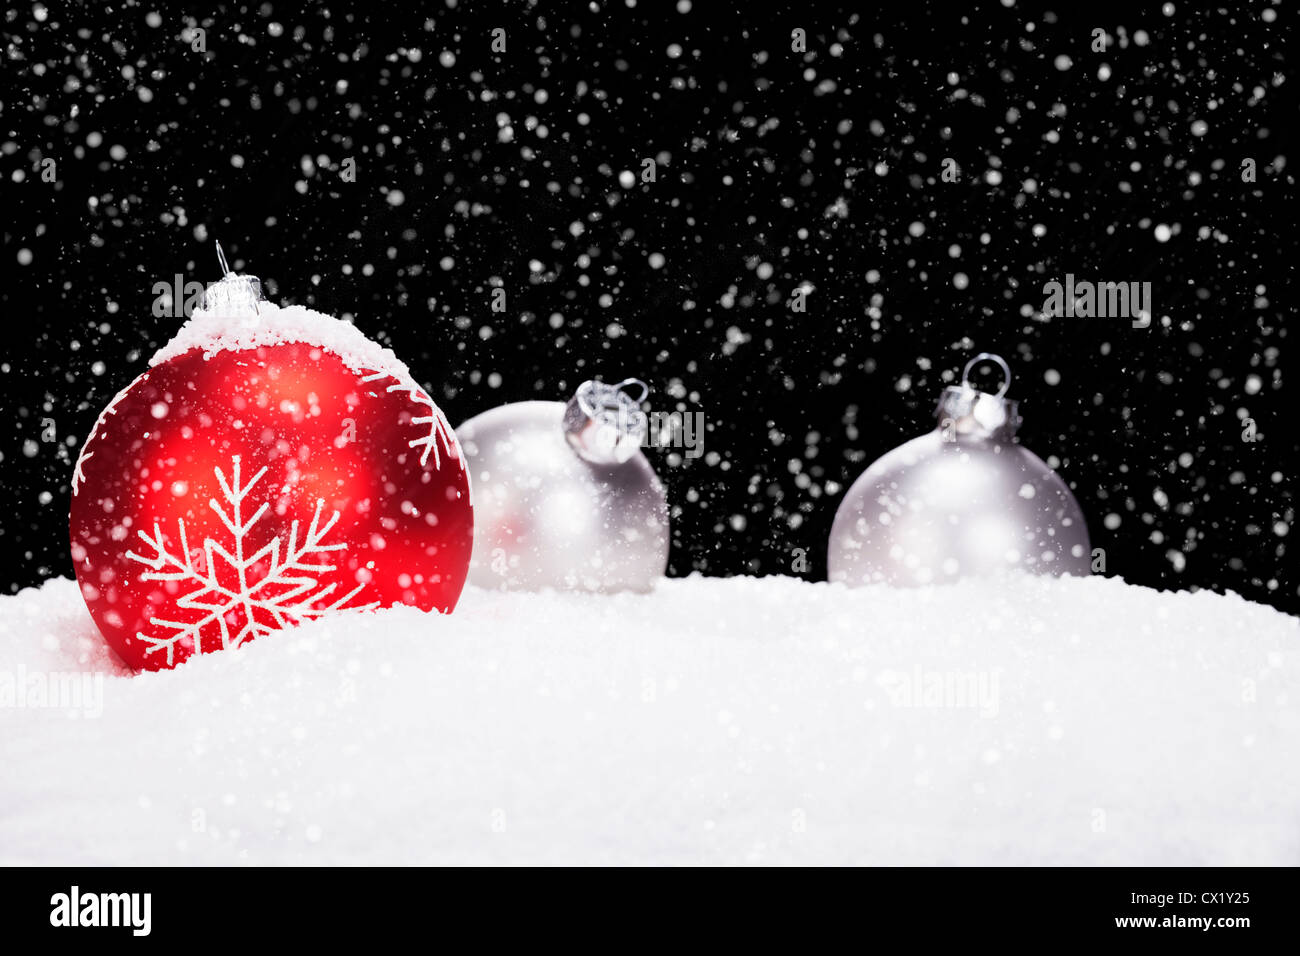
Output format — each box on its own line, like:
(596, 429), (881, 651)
(618, 377), (649, 405)
(578, 377), (649, 418)
(962, 352), (1012, 399)
(215, 240), (232, 276)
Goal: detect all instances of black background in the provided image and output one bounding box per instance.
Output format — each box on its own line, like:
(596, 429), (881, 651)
(1, 0), (1294, 611)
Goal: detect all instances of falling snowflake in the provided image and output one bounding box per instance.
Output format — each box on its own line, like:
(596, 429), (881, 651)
(125, 455), (377, 665)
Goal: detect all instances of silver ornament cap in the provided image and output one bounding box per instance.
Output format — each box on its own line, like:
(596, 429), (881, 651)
(562, 377), (649, 465)
(935, 352), (1021, 441)
(202, 241), (264, 316)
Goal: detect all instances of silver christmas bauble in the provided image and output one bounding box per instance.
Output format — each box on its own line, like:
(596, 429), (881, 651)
(456, 383), (670, 593)
(828, 353), (1091, 587)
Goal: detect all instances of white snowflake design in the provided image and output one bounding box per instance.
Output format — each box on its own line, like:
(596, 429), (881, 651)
(125, 456), (377, 665)
(72, 376), (139, 497)
(358, 368), (462, 470)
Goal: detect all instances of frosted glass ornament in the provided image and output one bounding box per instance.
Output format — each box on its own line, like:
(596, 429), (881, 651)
(828, 353), (1091, 587)
(457, 380), (670, 593)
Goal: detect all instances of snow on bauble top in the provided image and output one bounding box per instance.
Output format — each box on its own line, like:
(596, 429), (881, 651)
(140, 267), (463, 473)
(152, 294), (415, 386)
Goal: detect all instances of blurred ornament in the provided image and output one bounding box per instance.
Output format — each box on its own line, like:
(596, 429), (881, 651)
(828, 352), (1091, 587)
(70, 244), (473, 671)
(457, 379), (670, 592)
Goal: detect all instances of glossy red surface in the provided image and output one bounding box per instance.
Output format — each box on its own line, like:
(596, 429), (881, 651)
(70, 343), (473, 671)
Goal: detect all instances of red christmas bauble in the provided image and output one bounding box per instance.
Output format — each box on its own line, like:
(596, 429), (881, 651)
(70, 302), (473, 671)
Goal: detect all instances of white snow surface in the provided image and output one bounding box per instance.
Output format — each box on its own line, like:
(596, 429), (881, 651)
(149, 300), (413, 381)
(1, 574), (1296, 866)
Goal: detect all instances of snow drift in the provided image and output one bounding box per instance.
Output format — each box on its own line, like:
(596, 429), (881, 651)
(0, 574), (1296, 865)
